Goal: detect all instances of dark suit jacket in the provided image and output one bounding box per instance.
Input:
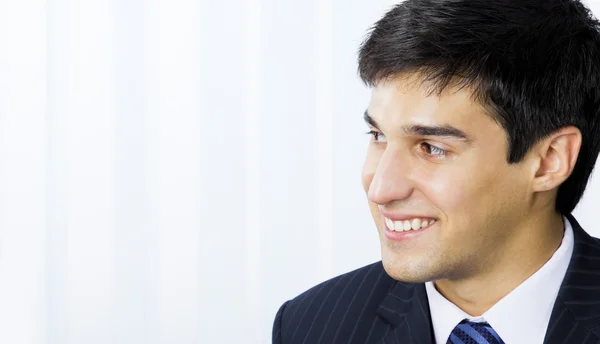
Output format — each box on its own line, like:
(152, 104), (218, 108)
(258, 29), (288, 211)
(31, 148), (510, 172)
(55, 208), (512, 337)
(273, 215), (600, 343)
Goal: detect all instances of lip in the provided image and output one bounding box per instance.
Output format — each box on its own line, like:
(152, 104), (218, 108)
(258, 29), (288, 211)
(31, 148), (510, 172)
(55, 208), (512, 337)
(379, 210), (437, 222)
(382, 216), (436, 241)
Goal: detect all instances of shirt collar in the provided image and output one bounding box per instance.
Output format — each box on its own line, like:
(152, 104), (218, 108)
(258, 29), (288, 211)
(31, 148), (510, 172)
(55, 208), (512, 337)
(425, 216), (574, 344)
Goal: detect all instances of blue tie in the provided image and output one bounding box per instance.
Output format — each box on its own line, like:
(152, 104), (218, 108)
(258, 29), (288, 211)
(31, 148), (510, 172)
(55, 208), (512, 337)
(446, 319), (505, 344)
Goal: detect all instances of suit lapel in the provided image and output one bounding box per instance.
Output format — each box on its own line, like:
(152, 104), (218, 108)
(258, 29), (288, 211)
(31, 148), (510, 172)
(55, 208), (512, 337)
(543, 214), (600, 343)
(375, 280), (434, 344)
(371, 215), (600, 344)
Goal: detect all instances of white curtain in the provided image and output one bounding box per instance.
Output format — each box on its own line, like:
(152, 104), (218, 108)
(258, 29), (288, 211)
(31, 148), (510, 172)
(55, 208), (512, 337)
(0, 0), (599, 343)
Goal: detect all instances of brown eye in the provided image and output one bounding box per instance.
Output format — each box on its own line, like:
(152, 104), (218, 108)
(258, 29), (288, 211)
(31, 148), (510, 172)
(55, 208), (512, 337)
(420, 142), (448, 156)
(367, 130), (387, 143)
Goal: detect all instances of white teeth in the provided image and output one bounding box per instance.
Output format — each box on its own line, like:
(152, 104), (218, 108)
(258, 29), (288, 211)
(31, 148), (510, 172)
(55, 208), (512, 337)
(385, 217), (436, 231)
(411, 219), (421, 230)
(385, 217), (394, 230)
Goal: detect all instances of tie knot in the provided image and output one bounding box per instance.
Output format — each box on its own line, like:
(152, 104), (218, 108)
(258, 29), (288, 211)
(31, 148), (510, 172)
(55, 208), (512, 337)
(446, 319), (505, 344)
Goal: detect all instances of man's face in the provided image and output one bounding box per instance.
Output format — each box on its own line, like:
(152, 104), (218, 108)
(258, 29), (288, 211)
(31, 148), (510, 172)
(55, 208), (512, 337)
(362, 75), (534, 283)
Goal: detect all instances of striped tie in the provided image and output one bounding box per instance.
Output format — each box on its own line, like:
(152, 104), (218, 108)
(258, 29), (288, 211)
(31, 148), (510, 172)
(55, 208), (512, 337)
(446, 319), (505, 344)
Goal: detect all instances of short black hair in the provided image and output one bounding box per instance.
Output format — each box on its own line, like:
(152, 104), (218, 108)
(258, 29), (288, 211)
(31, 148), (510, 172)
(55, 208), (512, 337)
(358, 0), (600, 214)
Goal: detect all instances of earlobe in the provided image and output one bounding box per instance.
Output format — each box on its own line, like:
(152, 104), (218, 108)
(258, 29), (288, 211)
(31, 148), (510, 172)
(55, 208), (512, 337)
(533, 149), (561, 192)
(532, 127), (582, 192)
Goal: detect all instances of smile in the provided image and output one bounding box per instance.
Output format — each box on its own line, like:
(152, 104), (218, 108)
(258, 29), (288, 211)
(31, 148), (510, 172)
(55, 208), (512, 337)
(384, 217), (436, 232)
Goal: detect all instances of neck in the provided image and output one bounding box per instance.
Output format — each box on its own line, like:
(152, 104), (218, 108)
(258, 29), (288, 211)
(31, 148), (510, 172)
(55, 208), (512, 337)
(433, 211), (565, 316)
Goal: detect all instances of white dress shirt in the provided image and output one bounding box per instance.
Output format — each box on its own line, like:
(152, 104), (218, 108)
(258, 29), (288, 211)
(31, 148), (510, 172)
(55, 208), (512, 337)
(425, 217), (574, 344)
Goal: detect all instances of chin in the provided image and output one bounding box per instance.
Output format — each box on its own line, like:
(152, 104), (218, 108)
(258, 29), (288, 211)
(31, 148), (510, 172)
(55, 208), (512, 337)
(381, 253), (435, 284)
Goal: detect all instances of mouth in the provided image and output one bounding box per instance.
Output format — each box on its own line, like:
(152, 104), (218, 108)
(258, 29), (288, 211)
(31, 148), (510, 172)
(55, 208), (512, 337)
(382, 216), (437, 241)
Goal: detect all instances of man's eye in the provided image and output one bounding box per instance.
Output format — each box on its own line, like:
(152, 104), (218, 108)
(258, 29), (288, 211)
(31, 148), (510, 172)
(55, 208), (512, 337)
(367, 130), (387, 143)
(420, 142), (448, 157)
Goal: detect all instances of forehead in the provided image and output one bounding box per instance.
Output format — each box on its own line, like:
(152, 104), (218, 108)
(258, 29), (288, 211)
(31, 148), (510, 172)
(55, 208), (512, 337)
(367, 75), (499, 133)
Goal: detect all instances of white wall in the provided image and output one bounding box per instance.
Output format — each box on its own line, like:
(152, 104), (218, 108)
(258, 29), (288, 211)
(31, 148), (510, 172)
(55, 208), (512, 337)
(0, 0), (598, 343)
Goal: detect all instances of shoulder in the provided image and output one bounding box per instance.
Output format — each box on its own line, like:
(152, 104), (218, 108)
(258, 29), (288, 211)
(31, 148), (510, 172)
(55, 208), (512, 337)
(287, 261), (390, 307)
(274, 261), (396, 338)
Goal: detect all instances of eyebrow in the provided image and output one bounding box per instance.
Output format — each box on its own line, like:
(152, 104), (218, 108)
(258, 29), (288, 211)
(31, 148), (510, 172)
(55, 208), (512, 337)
(363, 110), (473, 143)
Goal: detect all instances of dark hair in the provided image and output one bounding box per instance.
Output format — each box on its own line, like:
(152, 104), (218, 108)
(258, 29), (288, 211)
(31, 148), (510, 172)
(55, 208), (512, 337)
(358, 0), (600, 214)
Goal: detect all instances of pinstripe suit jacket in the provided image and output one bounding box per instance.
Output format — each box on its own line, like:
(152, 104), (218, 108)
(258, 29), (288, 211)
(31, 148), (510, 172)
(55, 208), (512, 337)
(273, 215), (600, 344)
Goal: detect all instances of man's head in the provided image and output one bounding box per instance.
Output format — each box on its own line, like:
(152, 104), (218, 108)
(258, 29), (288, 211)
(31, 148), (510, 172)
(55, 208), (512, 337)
(359, 0), (600, 283)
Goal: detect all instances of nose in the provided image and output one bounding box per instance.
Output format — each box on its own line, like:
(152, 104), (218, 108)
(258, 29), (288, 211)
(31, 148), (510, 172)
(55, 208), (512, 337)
(366, 147), (414, 205)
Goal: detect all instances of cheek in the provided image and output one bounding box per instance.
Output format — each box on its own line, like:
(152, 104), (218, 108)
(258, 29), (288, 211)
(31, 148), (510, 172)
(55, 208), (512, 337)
(414, 159), (517, 217)
(369, 201), (383, 230)
(362, 151), (383, 226)
(423, 180), (466, 211)
(361, 150), (378, 193)
(412, 165), (479, 212)
(361, 169), (373, 194)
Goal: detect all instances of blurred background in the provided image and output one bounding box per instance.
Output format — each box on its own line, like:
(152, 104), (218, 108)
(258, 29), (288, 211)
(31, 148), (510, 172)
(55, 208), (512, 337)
(0, 0), (599, 343)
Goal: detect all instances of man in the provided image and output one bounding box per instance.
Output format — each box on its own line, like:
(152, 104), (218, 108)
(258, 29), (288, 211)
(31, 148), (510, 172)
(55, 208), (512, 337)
(272, 0), (600, 343)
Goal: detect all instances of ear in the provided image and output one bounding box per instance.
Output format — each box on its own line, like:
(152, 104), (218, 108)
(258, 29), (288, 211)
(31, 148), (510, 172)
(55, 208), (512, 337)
(532, 126), (582, 192)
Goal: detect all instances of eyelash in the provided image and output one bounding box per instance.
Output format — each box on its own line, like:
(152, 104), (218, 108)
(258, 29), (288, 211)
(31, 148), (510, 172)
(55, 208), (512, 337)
(419, 142), (448, 157)
(366, 130), (384, 142)
(366, 130), (449, 157)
